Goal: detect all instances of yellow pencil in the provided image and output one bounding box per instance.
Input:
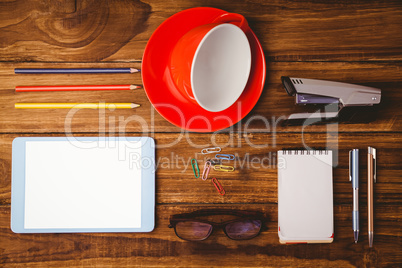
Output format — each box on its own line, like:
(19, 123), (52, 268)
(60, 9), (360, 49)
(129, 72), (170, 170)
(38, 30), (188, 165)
(15, 103), (140, 109)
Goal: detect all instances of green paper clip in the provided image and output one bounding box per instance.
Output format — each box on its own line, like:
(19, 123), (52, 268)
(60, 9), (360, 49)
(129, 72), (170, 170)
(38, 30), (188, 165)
(191, 159), (200, 178)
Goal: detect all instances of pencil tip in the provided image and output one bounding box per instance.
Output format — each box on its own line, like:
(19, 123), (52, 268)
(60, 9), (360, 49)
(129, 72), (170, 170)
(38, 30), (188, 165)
(131, 103), (140, 108)
(129, 85), (142, 90)
(130, 68), (141, 73)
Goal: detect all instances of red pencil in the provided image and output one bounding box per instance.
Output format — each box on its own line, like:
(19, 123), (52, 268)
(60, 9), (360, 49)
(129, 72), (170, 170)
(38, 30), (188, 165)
(15, 84), (142, 92)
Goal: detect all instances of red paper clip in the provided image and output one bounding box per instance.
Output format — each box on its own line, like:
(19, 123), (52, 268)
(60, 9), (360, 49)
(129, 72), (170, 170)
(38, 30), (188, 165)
(212, 178), (225, 196)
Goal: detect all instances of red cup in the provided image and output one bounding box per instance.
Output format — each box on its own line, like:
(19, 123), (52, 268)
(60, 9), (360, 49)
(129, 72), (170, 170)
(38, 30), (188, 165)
(170, 13), (251, 112)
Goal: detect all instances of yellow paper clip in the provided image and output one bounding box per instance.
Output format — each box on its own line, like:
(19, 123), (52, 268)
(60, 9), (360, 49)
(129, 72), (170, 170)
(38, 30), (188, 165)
(214, 165), (235, 172)
(202, 161), (212, 180)
(201, 147), (222, 154)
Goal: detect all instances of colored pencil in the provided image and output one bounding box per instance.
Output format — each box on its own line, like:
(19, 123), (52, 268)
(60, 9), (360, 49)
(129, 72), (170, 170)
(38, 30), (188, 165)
(15, 103), (140, 109)
(15, 84), (142, 92)
(14, 68), (140, 74)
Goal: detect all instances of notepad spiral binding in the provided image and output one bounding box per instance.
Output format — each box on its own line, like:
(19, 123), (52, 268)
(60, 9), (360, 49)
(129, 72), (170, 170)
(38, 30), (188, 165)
(280, 150), (329, 155)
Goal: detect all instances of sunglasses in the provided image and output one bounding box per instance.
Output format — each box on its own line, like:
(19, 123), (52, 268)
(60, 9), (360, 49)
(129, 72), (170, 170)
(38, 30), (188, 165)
(168, 209), (266, 241)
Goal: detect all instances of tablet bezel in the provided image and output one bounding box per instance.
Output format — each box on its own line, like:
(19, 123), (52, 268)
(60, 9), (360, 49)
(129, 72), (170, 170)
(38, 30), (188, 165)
(11, 136), (155, 233)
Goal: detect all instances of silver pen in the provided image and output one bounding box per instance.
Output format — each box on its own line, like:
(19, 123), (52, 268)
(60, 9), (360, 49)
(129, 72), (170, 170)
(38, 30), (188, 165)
(349, 149), (359, 243)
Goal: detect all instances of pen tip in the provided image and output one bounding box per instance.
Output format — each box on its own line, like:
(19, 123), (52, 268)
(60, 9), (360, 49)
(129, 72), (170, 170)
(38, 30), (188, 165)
(354, 231), (359, 243)
(368, 232), (373, 247)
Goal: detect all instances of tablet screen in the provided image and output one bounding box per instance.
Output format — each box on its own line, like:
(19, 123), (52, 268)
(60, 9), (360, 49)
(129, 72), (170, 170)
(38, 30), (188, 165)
(23, 140), (142, 229)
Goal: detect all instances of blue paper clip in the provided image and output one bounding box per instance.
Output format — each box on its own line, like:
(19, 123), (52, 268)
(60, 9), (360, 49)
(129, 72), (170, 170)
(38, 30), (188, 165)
(215, 154), (235, 161)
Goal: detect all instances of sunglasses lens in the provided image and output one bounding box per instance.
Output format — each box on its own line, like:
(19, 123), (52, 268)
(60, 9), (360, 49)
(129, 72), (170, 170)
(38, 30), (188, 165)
(175, 221), (213, 241)
(225, 219), (262, 240)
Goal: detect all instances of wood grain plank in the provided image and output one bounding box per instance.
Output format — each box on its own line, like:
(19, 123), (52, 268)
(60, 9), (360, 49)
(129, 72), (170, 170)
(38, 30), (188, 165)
(0, 133), (400, 205)
(0, 0), (401, 62)
(0, 62), (400, 133)
(0, 0), (151, 62)
(0, 204), (400, 267)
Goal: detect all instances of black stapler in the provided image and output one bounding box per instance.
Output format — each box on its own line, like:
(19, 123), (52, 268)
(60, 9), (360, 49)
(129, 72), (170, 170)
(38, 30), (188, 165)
(281, 76), (382, 125)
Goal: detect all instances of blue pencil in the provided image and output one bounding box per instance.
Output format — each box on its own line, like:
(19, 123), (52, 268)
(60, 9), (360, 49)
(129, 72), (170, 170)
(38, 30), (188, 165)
(14, 68), (140, 74)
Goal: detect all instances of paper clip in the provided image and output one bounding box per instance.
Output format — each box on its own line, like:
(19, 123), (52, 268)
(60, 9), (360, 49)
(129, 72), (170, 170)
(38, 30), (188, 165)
(214, 165), (235, 172)
(209, 158), (221, 166)
(215, 154), (235, 161)
(201, 147), (221, 154)
(191, 159), (200, 178)
(202, 161), (212, 180)
(212, 178), (225, 196)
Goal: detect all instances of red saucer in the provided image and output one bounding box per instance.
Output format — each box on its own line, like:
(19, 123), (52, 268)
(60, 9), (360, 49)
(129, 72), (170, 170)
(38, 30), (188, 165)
(142, 7), (266, 132)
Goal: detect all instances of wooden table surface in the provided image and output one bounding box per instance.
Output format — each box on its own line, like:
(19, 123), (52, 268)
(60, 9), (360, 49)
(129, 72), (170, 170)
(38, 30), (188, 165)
(0, 0), (401, 267)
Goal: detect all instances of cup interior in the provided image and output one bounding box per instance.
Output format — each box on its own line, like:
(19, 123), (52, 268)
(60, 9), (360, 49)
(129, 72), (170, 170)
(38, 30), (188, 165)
(191, 24), (251, 112)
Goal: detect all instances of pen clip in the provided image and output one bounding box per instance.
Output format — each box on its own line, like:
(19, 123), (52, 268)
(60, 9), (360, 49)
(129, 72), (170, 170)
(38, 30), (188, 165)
(369, 147), (377, 183)
(349, 150), (352, 182)
(373, 148), (377, 183)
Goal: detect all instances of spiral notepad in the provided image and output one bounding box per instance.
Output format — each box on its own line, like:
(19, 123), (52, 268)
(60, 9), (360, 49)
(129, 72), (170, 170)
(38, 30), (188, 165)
(277, 150), (334, 244)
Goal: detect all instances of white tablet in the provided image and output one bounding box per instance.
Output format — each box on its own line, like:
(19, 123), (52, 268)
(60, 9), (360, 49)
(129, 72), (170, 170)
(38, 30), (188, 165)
(11, 137), (155, 233)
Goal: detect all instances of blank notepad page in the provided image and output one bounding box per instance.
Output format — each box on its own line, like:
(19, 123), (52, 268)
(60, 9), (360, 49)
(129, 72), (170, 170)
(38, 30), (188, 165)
(278, 150), (333, 242)
(24, 140), (142, 229)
